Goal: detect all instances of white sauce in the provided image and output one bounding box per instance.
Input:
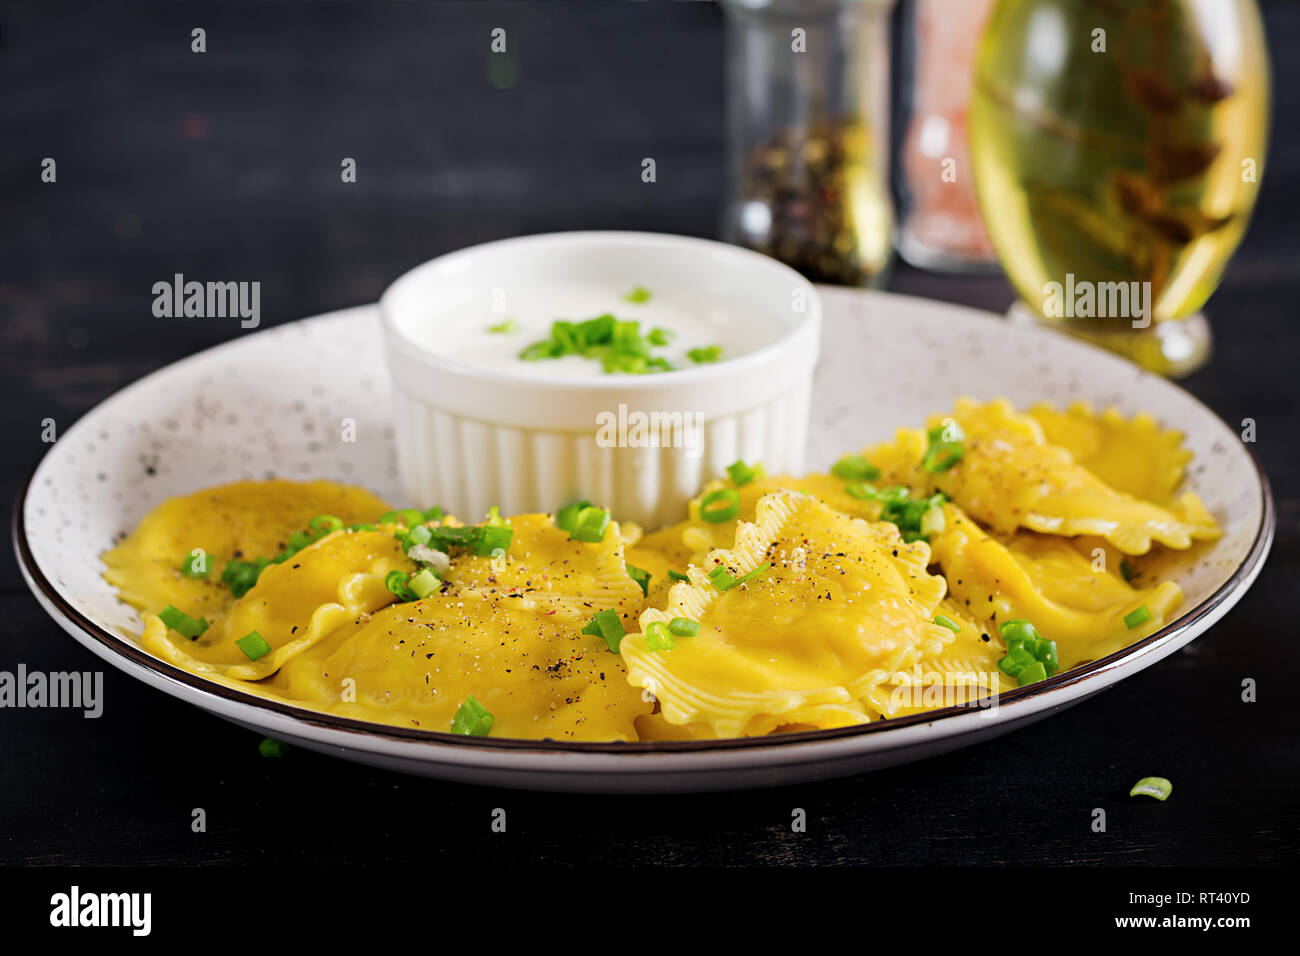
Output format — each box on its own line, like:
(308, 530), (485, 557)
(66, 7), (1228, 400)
(408, 280), (785, 379)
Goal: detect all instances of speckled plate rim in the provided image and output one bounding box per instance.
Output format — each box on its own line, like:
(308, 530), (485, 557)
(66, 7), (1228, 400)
(11, 295), (1275, 782)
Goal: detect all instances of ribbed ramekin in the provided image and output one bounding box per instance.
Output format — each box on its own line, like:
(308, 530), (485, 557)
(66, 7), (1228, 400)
(379, 231), (821, 529)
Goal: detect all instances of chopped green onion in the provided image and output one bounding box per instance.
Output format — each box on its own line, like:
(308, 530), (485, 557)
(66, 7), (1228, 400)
(518, 312), (675, 375)
(933, 615), (961, 633)
(623, 286), (652, 304)
(667, 570), (690, 582)
(626, 563), (651, 596)
(1124, 605), (1151, 629)
(179, 550), (209, 579)
(487, 318), (518, 334)
(308, 514), (343, 534)
(235, 630), (272, 661)
(403, 524), (434, 549)
(668, 617), (700, 637)
(555, 499), (592, 532)
(699, 488), (741, 523)
(686, 345), (722, 364)
(347, 522), (377, 532)
(385, 570), (417, 602)
(708, 561), (770, 592)
(450, 695), (495, 736)
(725, 460), (764, 487)
(474, 523), (514, 556)
(1129, 776), (1173, 801)
(581, 608), (626, 653)
(920, 503), (946, 536)
(996, 619), (1059, 685)
(645, 621), (674, 652)
(408, 567), (441, 599)
(647, 327), (671, 346)
(221, 557), (268, 598)
(568, 506), (610, 543)
(378, 509), (425, 527)
(258, 737), (286, 758)
(159, 604), (209, 640)
(831, 455), (880, 482)
(286, 529), (314, 552)
(922, 422), (966, 474)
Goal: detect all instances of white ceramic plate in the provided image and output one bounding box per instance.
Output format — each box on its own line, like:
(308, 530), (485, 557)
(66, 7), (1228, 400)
(14, 288), (1274, 792)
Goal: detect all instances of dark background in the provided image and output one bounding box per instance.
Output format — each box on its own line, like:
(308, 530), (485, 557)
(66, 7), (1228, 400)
(1, 1), (1296, 866)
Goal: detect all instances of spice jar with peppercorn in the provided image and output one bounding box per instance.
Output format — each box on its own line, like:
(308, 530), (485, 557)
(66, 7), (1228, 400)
(721, 0), (896, 287)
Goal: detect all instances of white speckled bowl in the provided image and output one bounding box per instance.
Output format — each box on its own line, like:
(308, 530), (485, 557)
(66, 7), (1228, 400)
(14, 288), (1273, 792)
(380, 231), (821, 529)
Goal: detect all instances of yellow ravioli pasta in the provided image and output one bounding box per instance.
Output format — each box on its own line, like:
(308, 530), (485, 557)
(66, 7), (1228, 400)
(929, 398), (1219, 555)
(620, 491), (953, 737)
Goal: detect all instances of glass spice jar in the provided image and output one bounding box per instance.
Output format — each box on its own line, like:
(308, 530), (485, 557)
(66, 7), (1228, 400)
(721, 0), (896, 287)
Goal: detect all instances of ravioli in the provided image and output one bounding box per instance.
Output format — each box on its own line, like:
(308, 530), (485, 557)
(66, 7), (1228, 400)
(929, 399), (1219, 555)
(620, 491), (954, 737)
(927, 503), (1183, 666)
(273, 595), (650, 740)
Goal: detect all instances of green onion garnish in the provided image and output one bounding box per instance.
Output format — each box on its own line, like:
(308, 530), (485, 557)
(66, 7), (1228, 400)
(626, 563), (650, 596)
(645, 621), (674, 652)
(581, 608), (626, 653)
(555, 499), (592, 532)
(667, 570), (690, 582)
(347, 522), (377, 532)
(385, 570), (417, 602)
(1124, 605), (1151, 629)
(407, 568), (441, 599)
(475, 523), (514, 556)
(258, 737), (286, 758)
(487, 318), (518, 334)
(699, 488), (741, 523)
(686, 345), (722, 364)
(668, 617), (700, 637)
(308, 514), (343, 534)
(221, 557), (269, 598)
(568, 506), (610, 543)
(624, 286), (652, 304)
(708, 561), (770, 592)
(378, 508), (426, 527)
(647, 327), (671, 346)
(235, 630), (272, 661)
(450, 695), (495, 736)
(159, 604), (209, 640)
(726, 460), (764, 487)
(922, 422), (966, 474)
(179, 550), (209, 579)
(518, 313), (676, 375)
(1129, 776), (1173, 801)
(934, 615), (961, 633)
(830, 455), (880, 482)
(996, 619), (1059, 685)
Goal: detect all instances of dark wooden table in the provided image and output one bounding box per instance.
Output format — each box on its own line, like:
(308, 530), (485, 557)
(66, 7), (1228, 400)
(1, 1), (1296, 868)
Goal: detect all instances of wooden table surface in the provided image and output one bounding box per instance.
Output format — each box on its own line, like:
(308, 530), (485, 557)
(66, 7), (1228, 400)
(1, 1), (1296, 866)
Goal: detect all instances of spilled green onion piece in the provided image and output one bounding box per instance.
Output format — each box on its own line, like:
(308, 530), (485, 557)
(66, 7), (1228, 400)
(626, 563), (651, 596)
(933, 615), (961, 633)
(708, 561), (770, 592)
(831, 455), (880, 482)
(1129, 776), (1173, 801)
(645, 621), (674, 652)
(1124, 605), (1151, 629)
(159, 604), (208, 640)
(258, 737), (286, 758)
(668, 617), (700, 637)
(699, 488), (741, 523)
(726, 460), (764, 487)
(582, 608), (626, 653)
(451, 695), (495, 736)
(235, 630), (272, 661)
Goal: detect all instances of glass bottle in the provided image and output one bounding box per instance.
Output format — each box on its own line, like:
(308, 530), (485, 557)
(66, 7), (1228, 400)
(970, 0), (1270, 377)
(721, 0), (896, 287)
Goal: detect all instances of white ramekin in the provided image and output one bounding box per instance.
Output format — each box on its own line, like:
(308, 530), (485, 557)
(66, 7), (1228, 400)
(379, 231), (821, 529)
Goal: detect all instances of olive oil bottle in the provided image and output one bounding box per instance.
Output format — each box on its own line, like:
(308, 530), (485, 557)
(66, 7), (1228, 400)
(970, 0), (1269, 375)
